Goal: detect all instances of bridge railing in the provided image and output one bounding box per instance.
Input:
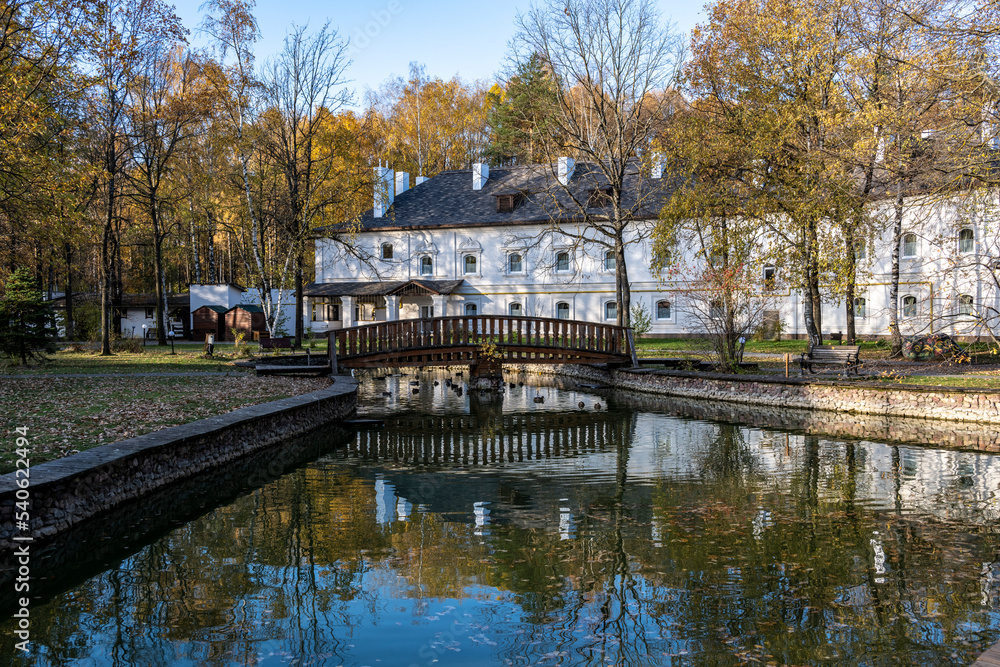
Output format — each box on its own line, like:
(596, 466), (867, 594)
(332, 315), (630, 360)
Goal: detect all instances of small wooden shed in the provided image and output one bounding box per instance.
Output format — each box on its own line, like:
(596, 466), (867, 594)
(224, 304), (267, 341)
(192, 305), (228, 342)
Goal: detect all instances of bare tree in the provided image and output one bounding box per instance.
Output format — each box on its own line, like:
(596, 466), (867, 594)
(513, 0), (683, 328)
(83, 0), (185, 355)
(128, 46), (205, 345)
(258, 22), (352, 347)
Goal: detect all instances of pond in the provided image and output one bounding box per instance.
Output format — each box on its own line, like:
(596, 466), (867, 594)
(4, 370), (1000, 665)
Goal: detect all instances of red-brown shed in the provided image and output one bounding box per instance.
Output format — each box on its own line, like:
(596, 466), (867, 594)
(223, 304), (267, 341)
(192, 305), (228, 342)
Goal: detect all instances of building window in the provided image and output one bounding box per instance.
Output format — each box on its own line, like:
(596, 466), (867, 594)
(420, 305), (434, 319)
(902, 233), (918, 258)
(420, 255), (433, 276)
(381, 243), (393, 260)
(854, 297), (866, 319)
(464, 255), (477, 274)
(465, 302), (478, 315)
(959, 228), (974, 253)
(709, 300), (724, 320)
(508, 253), (523, 273)
(604, 301), (617, 321)
(144, 307), (154, 320)
(604, 250), (616, 271)
(959, 294), (974, 315)
(587, 187), (612, 208)
(656, 300), (671, 320)
(555, 251), (570, 272)
(556, 302), (570, 319)
(763, 265), (776, 291)
(509, 302), (522, 316)
(312, 302), (340, 321)
(855, 243), (866, 261)
(902, 295), (917, 317)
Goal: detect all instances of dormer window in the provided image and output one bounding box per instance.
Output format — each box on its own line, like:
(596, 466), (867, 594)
(381, 243), (393, 260)
(495, 193), (523, 213)
(587, 187), (612, 208)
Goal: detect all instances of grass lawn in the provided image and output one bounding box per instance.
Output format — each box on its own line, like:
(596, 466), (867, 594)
(865, 373), (1000, 389)
(0, 346), (275, 375)
(0, 374), (332, 474)
(635, 338), (810, 356)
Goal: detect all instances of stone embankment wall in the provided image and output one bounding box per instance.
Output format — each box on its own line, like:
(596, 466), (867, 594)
(524, 364), (1000, 426)
(0, 376), (357, 550)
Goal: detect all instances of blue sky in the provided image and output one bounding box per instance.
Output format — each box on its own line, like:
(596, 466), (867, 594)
(169, 0), (705, 104)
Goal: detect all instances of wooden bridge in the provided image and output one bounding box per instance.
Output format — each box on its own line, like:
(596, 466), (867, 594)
(329, 315), (635, 371)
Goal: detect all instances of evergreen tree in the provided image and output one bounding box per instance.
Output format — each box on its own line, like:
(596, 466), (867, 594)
(484, 53), (560, 166)
(0, 267), (57, 365)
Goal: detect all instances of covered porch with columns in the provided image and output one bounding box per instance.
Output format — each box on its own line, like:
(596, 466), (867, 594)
(304, 279), (465, 333)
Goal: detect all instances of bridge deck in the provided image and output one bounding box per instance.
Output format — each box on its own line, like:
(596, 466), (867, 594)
(331, 315), (632, 369)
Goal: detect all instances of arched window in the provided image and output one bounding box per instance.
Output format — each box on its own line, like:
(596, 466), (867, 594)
(604, 301), (617, 321)
(709, 300), (724, 320)
(604, 250), (616, 271)
(854, 297), (866, 319)
(959, 228), (974, 253)
(508, 253), (522, 273)
(556, 302), (570, 319)
(509, 302), (522, 316)
(959, 294), (974, 315)
(902, 295), (917, 317)
(420, 256), (433, 276)
(855, 244), (866, 261)
(465, 302), (478, 315)
(656, 300), (671, 320)
(556, 251), (570, 272)
(902, 233), (918, 258)
(464, 255), (477, 274)
(381, 243), (393, 260)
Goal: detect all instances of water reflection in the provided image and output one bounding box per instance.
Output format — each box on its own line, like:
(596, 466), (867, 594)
(3, 370), (1000, 665)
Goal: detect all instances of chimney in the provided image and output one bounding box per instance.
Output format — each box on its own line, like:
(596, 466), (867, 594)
(373, 166), (393, 217)
(415, 175), (428, 185)
(473, 163), (489, 190)
(395, 171), (409, 196)
(558, 157), (575, 185)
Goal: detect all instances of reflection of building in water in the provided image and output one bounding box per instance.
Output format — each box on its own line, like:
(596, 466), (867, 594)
(374, 475), (396, 525)
(360, 408), (1000, 543)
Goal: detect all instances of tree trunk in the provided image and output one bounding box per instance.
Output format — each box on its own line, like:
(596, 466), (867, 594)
(64, 243), (74, 341)
(101, 151), (115, 356)
(152, 201), (167, 346)
(294, 250), (304, 348)
(889, 185), (904, 355)
(208, 211), (216, 282)
(189, 206), (200, 284)
(615, 228), (630, 328)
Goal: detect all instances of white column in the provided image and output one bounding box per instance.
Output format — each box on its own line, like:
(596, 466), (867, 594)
(341, 296), (355, 327)
(385, 295), (400, 321)
(432, 295), (448, 318)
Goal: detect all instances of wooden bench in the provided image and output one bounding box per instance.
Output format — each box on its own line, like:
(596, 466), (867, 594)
(259, 336), (292, 351)
(799, 344), (861, 376)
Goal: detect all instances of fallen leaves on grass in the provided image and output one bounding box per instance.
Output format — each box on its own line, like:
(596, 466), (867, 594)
(0, 375), (331, 472)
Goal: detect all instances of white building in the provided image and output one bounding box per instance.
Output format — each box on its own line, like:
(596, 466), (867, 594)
(306, 160), (1000, 340)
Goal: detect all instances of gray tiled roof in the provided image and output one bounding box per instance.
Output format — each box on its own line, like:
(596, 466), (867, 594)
(304, 279), (465, 297)
(322, 161), (673, 233)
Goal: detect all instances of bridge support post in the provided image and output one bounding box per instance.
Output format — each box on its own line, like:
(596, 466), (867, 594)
(328, 331), (339, 375)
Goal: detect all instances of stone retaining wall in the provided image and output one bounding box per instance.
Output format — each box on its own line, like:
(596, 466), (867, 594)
(522, 364), (1000, 425)
(0, 376), (358, 550)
